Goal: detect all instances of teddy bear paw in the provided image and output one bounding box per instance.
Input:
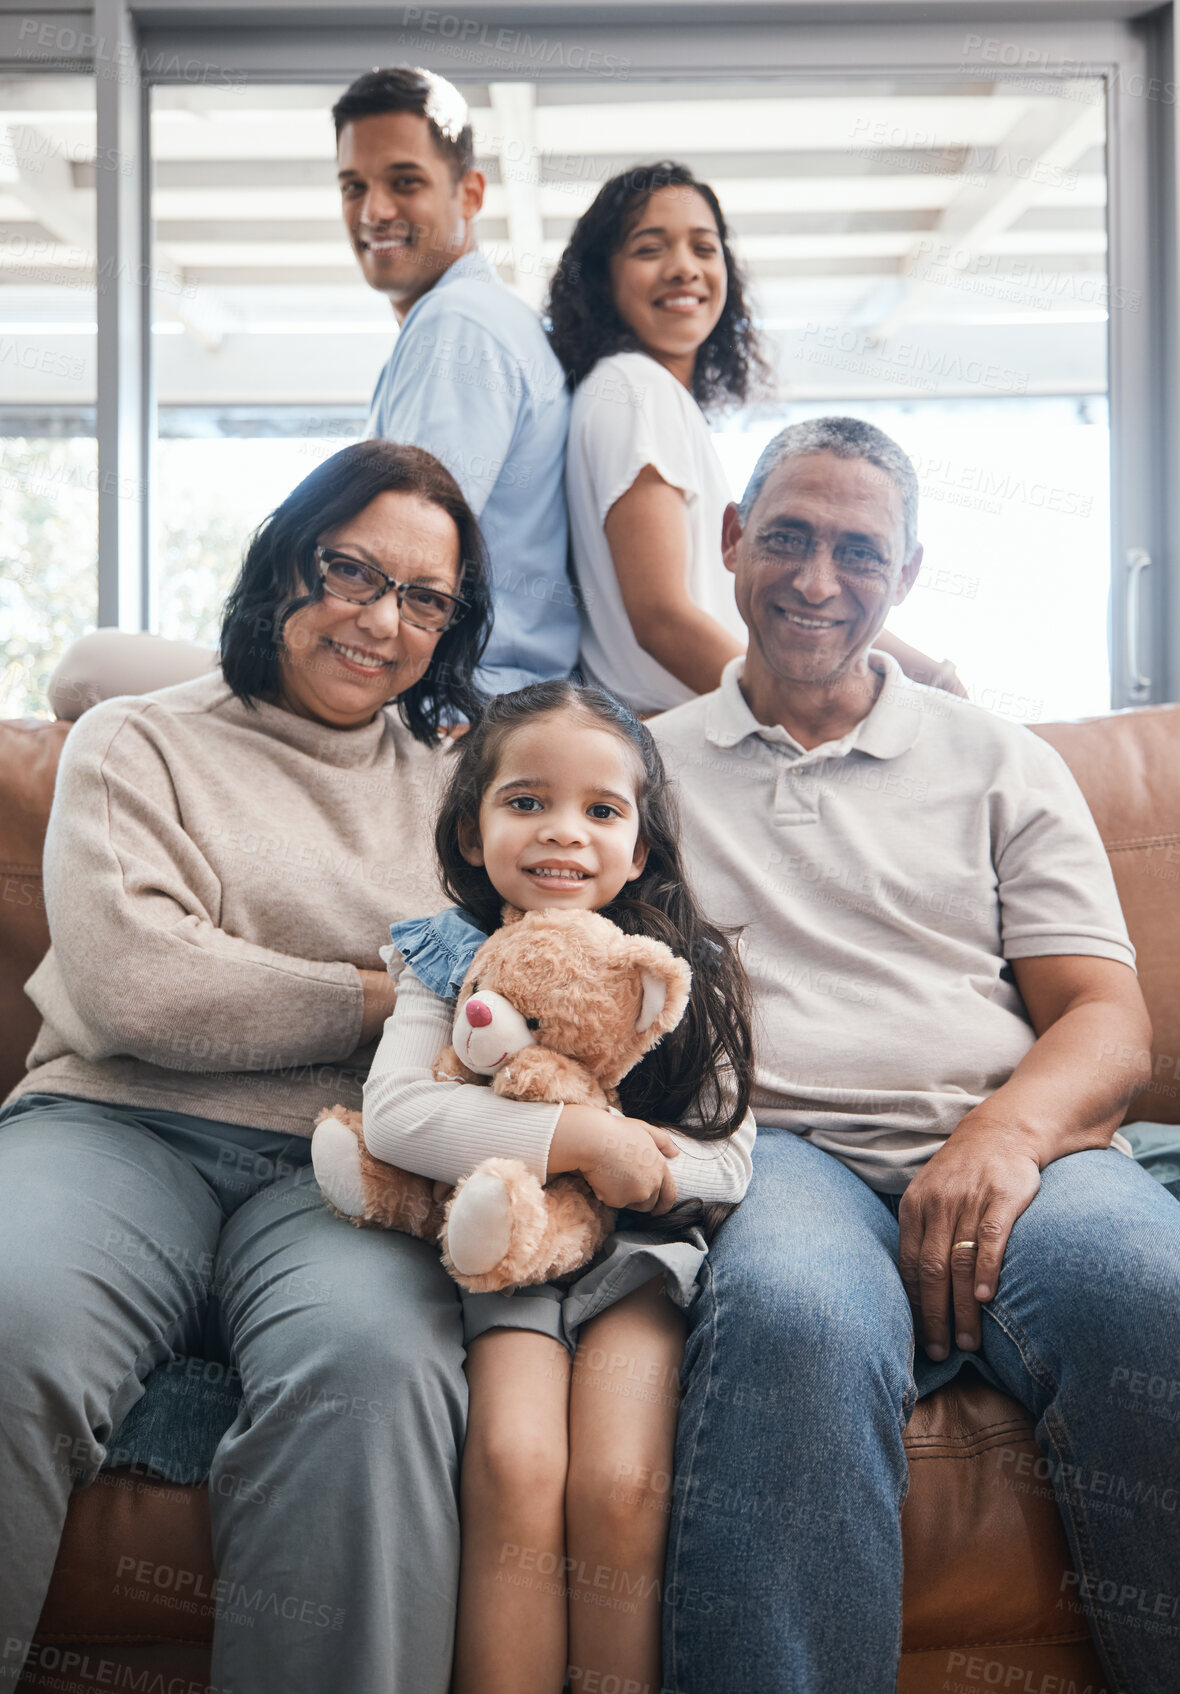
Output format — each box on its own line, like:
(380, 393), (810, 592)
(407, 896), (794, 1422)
(311, 1115), (367, 1219)
(445, 1168), (516, 1275)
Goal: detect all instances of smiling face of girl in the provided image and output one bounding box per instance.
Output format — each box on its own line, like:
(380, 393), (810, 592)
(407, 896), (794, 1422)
(607, 184), (729, 390)
(460, 707), (649, 913)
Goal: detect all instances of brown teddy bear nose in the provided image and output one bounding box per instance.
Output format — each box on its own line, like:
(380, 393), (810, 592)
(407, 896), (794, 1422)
(465, 998), (493, 1028)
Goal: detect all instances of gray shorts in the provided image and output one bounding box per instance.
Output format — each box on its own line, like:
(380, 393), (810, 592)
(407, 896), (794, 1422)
(460, 1224), (708, 1357)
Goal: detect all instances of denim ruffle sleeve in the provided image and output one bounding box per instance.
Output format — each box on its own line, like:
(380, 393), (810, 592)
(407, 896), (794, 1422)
(386, 908), (489, 1002)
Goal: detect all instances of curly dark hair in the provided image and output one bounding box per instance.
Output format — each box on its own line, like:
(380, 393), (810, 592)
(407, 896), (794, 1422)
(219, 440), (491, 743)
(434, 680), (755, 1221)
(546, 160), (769, 416)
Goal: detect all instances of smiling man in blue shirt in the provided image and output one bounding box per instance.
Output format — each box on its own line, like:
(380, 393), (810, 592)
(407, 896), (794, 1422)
(334, 67), (577, 698)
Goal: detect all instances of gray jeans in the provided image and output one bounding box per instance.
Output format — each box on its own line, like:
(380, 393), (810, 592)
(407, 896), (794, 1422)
(0, 1093), (467, 1694)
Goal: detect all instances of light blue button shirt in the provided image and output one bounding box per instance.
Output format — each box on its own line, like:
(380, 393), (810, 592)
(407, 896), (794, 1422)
(366, 250), (578, 697)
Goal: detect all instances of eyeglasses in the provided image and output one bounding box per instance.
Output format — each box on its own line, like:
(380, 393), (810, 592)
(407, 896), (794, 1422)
(314, 546), (469, 632)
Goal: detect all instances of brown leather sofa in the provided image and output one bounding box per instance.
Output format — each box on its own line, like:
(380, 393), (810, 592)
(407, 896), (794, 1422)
(5, 692), (1179, 1694)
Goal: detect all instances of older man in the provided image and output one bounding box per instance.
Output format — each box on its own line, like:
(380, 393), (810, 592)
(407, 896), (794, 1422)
(651, 417), (1180, 1694)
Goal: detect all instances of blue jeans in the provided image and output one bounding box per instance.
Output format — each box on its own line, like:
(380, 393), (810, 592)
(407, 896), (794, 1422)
(662, 1129), (1180, 1694)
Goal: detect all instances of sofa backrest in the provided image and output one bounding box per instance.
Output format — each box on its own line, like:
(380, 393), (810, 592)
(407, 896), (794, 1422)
(2, 703), (1177, 1121)
(1032, 708), (1180, 1124)
(0, 718), (71, 1101)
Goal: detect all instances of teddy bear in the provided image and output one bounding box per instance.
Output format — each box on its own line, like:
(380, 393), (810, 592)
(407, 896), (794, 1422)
(310, 906), (692, 1293)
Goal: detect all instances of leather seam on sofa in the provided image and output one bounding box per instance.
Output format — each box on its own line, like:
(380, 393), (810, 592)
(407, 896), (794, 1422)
(903, 1630), (1094, 1653)
(904, 1430), (1030, 1459)
(906, 1414), (1027, 1438)
(1105, 835), (1180, 851)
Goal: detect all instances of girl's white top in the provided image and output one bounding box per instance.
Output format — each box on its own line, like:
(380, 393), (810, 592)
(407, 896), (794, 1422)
(363, 964), (755, 1202)
(566, 350), (746, 716)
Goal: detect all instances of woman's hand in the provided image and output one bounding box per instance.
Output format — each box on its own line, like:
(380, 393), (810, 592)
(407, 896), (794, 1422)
(874, 629), (968, 697)
(358, 969), (399, 1045)
(897, 1114), (1042, 1360)
(549, 1103), (679, 1213)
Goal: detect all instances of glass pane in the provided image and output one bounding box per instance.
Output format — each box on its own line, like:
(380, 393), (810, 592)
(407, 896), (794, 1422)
(149, 75), (1109, 718)
(575, 76), (1107, 721)
(0, 438), (98, 717)
(154, 431), (357, 645)
(690, 74), (1110, 721)
(0, 72), (98, 716)
(149, 83), (380, 637)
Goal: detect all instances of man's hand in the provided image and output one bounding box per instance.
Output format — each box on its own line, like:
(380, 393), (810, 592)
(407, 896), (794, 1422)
(898, 1116), (1042, 1360)
(549, 1103), (678, 1213)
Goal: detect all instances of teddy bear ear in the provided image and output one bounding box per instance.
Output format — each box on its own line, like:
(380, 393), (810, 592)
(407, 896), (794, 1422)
(624, 939), (693, 1044)
(499, 903), (526, 927)
(637, 971), (670, 1034)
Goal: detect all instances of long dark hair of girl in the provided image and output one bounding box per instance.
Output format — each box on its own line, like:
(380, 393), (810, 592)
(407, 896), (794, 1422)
(546, 160), (770, 416)
(436, 682), (754, 1172)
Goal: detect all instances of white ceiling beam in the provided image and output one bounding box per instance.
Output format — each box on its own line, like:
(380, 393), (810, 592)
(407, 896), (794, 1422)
(487, 83), (546, 310)
(528, 94), (1039, 157)
(153, 226), (1106, 272)
(862, 86), (1105, 338)
(4, 121), (235, 352)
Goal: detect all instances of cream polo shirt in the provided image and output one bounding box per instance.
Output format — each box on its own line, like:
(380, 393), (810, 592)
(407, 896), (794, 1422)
(650, 652), (1136, 1192)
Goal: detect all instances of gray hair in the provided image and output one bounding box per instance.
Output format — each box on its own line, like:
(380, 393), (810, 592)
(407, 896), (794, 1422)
(738, 416), (919, 557)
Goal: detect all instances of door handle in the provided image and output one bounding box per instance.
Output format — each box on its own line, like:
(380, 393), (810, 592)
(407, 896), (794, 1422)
(1125, 548), (1151, 699)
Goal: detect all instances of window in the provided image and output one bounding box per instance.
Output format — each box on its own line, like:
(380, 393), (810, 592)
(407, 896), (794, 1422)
(7, 13), (1168, 717)
(0, 73), (98, 716)
(148, 72), (1111, 719)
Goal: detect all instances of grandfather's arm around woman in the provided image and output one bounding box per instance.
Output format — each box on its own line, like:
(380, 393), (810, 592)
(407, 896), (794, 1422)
(0, 440), (492, 1694)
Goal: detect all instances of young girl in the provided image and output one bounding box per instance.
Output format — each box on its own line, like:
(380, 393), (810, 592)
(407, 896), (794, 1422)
(361, 679), (756, 1694)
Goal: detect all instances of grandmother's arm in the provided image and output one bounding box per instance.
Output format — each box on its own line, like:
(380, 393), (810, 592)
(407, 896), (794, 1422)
(39, 702), (366, 1071)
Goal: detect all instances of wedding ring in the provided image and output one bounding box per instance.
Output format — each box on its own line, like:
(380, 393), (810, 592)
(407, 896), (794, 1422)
(952, 1239), (978, 1252)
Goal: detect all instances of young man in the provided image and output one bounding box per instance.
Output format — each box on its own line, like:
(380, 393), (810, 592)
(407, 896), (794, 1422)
(651, 415), (1180, 1694)
(335, 67), (577, 696)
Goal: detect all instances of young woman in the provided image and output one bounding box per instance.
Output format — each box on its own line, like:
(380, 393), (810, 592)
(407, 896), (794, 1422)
(0, 442), (492, 1694)
(548, 161), (960, 714)
(356, 680), (756, 1694)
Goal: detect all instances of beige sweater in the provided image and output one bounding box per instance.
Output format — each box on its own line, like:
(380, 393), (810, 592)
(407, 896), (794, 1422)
(9, 671), (449, 1133)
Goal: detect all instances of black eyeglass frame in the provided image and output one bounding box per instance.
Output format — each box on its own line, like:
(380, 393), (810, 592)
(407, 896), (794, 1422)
(313, 545), (471, 630)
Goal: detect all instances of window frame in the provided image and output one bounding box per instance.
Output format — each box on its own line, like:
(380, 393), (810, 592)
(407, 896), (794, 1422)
(6, 0), (1176, 704)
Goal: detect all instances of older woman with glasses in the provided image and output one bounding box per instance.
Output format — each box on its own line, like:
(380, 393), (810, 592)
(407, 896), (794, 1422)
(0, 441), (490, 1694)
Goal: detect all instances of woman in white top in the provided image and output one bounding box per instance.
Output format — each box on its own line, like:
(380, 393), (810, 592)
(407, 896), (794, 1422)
(548, 161), (959, 714)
